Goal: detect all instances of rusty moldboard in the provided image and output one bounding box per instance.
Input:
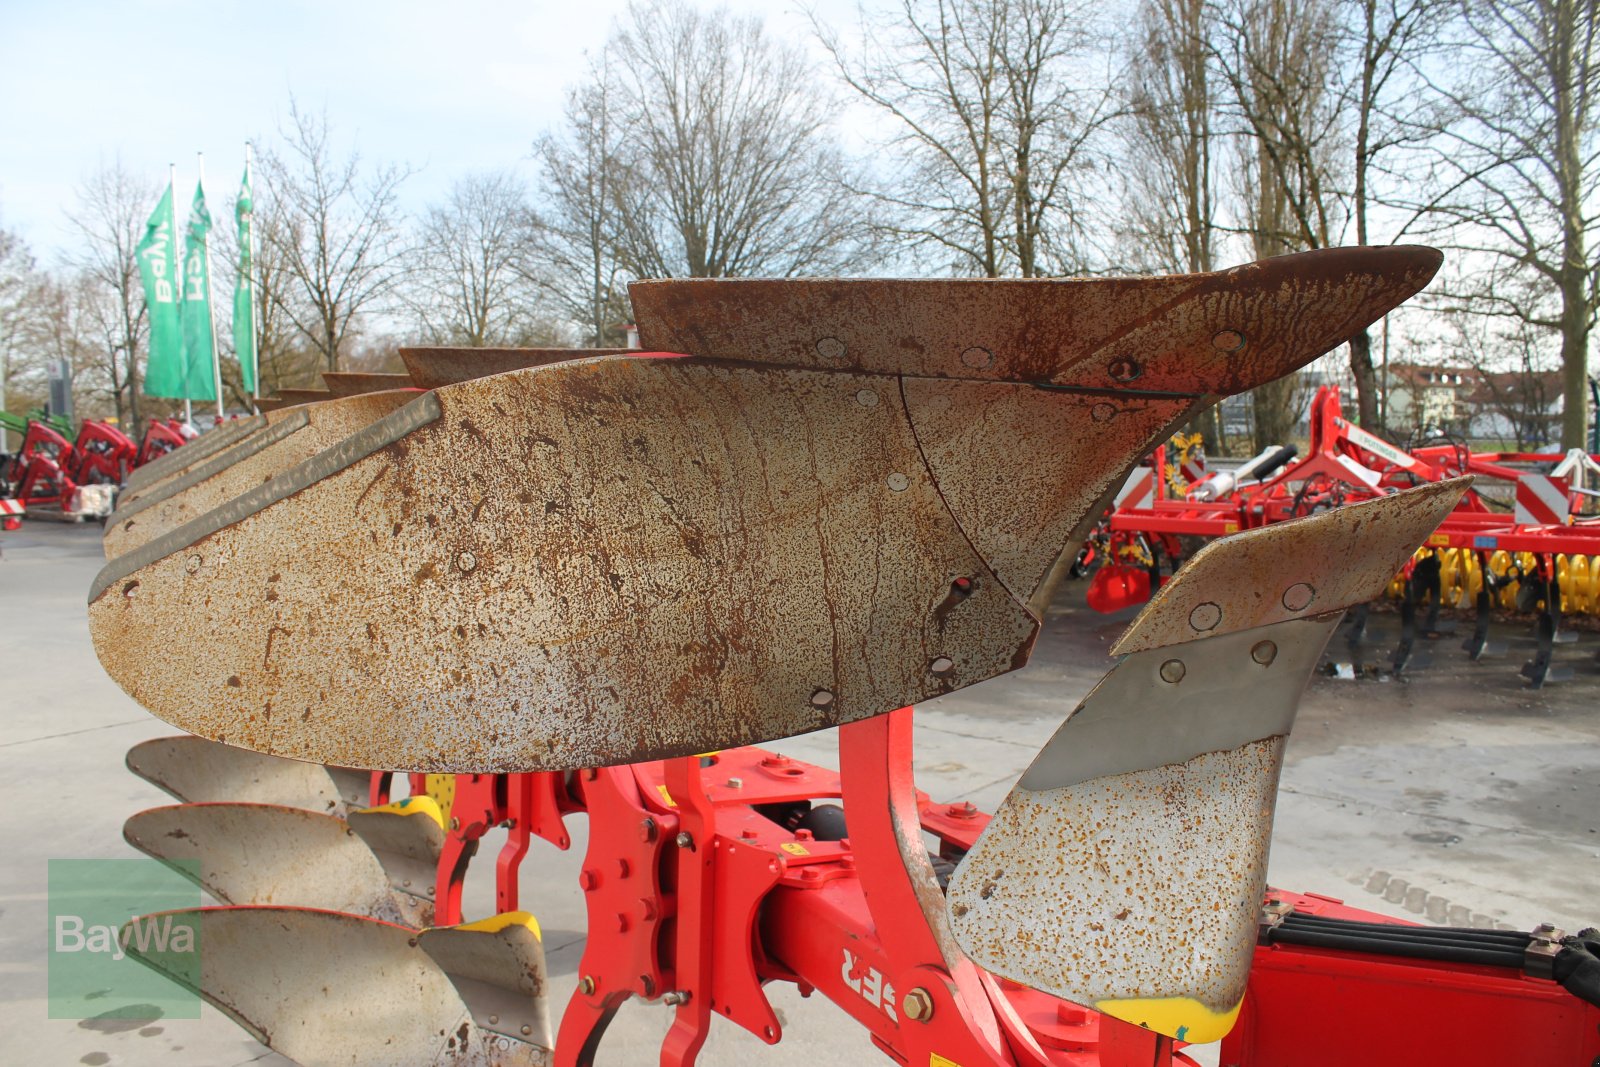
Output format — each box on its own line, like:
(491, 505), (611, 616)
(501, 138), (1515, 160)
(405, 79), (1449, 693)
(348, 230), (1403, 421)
(400, 347), (630, 390)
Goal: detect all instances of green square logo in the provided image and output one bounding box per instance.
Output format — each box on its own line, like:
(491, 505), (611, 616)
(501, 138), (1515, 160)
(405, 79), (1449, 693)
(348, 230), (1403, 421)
(47, 859), (203, 1019)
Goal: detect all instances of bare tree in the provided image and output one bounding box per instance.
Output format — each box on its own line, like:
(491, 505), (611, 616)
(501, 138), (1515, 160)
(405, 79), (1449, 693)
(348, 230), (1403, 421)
(820, 0), (1115, 276)
(0, 220), (41, 442)
(1412, 0), (1600, 449)
(587, 0), (870, 279)
(63, 158), (158, 426)
(531, 66), (631, 347)
(405, 171), (560, 347)
(261, 100), (411, 372)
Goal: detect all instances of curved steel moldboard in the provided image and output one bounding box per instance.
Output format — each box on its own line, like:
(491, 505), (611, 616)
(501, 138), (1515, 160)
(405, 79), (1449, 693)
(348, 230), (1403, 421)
(399, 346), (630, 389)
(119, 415), (266, 496)
(123, 905), (546, 1066)
(89, 250), (1446, 773)
(104, 391), (418, 558)
(322, 372), (416, 397)
(417, 914), (554, 1053)
(123, 802), (430, 925)
(630, 246), (1442, 395)
(945, 481), (1468, 1045)
(124, 735), (365, 814)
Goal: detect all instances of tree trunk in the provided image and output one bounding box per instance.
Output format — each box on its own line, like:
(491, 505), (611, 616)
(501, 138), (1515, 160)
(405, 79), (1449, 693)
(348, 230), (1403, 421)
(1347, 327), (1380, 428)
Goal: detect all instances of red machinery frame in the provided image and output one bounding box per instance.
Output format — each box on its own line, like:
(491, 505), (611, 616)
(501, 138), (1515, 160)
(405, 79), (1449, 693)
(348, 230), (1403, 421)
(364, 706), (1599, 1067)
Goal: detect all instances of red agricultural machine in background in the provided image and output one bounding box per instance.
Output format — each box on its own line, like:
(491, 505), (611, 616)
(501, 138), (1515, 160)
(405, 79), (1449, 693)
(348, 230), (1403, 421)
(0, 413), (191, 524)
(1084, 384), (1600, 686)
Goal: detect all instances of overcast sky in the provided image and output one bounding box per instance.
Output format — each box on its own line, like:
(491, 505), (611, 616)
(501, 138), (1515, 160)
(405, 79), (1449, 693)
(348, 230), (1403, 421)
(0, 0), (871, 259)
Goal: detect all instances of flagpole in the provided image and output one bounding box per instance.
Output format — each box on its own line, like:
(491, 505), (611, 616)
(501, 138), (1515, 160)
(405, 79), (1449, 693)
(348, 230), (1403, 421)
(246, 141), (260, 412)
(174, 162), (191, 427)
(199, 153), (224, 423)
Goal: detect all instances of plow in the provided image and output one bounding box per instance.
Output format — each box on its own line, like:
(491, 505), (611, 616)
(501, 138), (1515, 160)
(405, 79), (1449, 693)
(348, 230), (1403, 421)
(1, 412), (190, 524)
(82, 246), (1600, 1065)
(1085, 383), (1600, 687)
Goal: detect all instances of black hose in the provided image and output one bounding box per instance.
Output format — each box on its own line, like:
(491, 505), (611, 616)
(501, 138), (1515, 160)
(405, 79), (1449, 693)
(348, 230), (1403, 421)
(1266, 925), (1527, 968)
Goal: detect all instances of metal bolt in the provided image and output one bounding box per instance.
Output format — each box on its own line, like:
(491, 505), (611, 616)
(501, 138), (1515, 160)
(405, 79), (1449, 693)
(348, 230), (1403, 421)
(456, 550), (477, 573)
(521, 1024), (533, 1036)
(1282, 582), (1316, 612)
(960, 346), (994, 370)
(617, 859), (631, 878)
(488, 1014), (499, 1025)
(1251, 640), (1278, 666)
(579, 869), (599, 891)
(449, 817), (460, 831)
(1107, 357), (1142, 383)
(1189, 601), (1222, 632)
(675, 831), (695, 850)
(578, 976), (596, 995)
(816, 336), (846, 360)
(1212, 329), (1246, 352)
(122, 581), (139, 598)
(855, 389), (879, 409)
(948, 801), (978, 819)
(726, 776), (743, 788)
(1091, 402), (1116, 423)
(1159, 659), (1186, 684)
(615, 913), (629, 932)
(930, 656), (954, 676)
(185, 554), (202, 574)
(810, 688), (835, 709)
(886, 472), (910, 492)
(902, 987), (935, 1022)
(640, 817), (658, 843)
(662, 990), (692, 1006)
(639, 897), (658, 921)
(640, 974), (657, 998)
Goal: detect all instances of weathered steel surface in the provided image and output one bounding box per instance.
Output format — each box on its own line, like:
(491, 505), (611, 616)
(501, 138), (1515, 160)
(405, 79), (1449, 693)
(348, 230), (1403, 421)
(345, 801), (447, 913)
(400, 347), (629, 389)
(419, 914), (553, 1054)
(89, 248), (1444, 772)
(104, 391), (416, 557)
(322, 371), (416, 396)
(125, 735), (364, 813)
(630, 246), (1442, 394)
(271, 387), (332, 405)
(1113, 477), (1470, 655)
(124, 905), (538, 1065)
(123, 802), (430, 925)
(944, 481), (1469, 1044)
(121, 416), (266, 495)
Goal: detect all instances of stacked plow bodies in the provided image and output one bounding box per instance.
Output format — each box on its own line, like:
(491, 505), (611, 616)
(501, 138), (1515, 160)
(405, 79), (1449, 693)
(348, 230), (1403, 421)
(81, 247), (1597, 1066)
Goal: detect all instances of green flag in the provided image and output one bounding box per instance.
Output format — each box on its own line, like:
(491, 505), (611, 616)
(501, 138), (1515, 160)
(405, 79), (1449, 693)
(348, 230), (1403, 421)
(233, 164), (256, 394)
(136, 183), (186, 398)
(179, 180), (218, 402)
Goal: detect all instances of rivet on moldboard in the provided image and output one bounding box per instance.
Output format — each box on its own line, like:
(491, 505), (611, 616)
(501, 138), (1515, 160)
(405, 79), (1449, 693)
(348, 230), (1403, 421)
(931, 656), (955, 676)
(1213, 329), (1246, 352)
(1189, 602), (1222, 632)
(886, 472), (910, 492)
(1108, 358), (1142, 383)
(456, 550), (477, 573)
(1091, 403), (1117, 423)
(856, 389), (879, 409)
(961, 346), (994, 370)
(816, 336), (846, 360)
(1252, 640), (1278, 666)
(185, 554), (202, 574)
(1282, 583), (1316, 612)
(811, 689), (835, 709)
(1159, 659), (1186, 684)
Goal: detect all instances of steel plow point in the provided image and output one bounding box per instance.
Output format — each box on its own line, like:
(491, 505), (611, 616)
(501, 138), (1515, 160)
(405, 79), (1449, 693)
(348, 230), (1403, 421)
(345, 795), (448, 915)
(104, 390), (420, 558)
(119, 415), (267, 497)
(399, 346), (631, 389)
(122, 905), (539, 1066)
(322, 371), (417, 397)
(123, 802), (431, 925)
(125, 735), (368, 814)
(88, 248), (1443, 773)
(417, 912), (554, 1056)
(944, 479), (1469, 1044)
